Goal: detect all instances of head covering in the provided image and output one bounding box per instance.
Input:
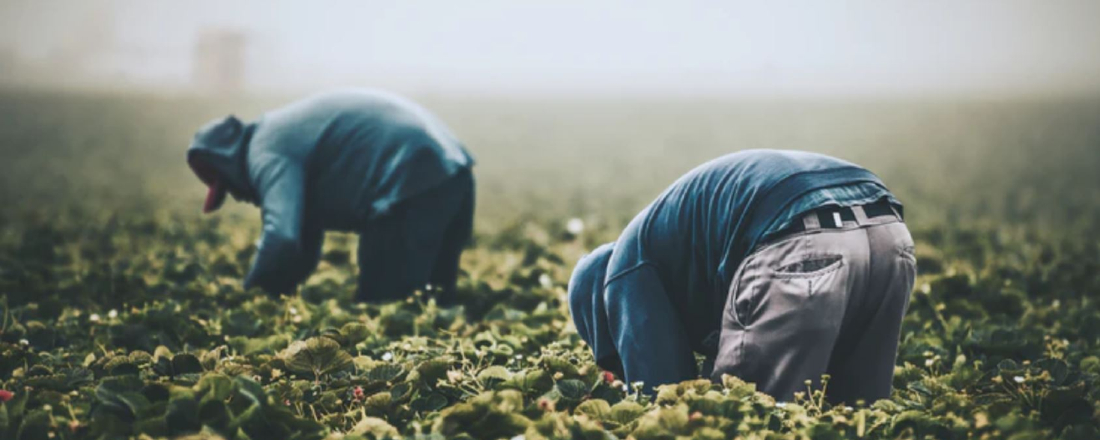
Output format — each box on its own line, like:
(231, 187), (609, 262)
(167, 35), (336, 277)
(186, 115), (256, 213)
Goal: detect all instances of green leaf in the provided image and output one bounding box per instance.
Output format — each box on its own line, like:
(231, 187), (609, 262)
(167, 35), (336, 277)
(389, 382), (413, 402)
(411, 393), (449, 413)
(108, 362), (140, 376)
(235, 402), (290, 440)
(234, 376), (268, 406)
(609, 400), (646, 425)
(23, 367), (93, 391)
(153, 355), (174, 377)
(198, 398), (232, 435)
(556, 379), (588, 401)
(131, 415), (168, 437)
(94, 376), (150, 421)
(574, 398), (611, 420)
(16, 409), (50, 440)
(172, 353), (204, 375)
(415, 357), (455, 386)
(279, 337), (354, 379)
(195, 373), (234, 402)
(153, 346), (173, 361)
(339, 323), (372, 347)
(200, 346), (228, 370)
(367, 364), (405, 383)
(165, 389), (201, 435)
(349, 416), (399, 439)
(503, 369), (554, 396)
(0, 404), (8, 434)
(476, 365), (512, 388)
(363, 392), (393, 416)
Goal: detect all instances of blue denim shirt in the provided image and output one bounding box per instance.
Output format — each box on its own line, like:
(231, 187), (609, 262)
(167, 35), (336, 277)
(762, 181), (899, 240)
(568, 150), (899, 390)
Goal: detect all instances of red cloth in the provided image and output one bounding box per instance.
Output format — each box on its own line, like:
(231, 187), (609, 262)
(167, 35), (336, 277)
(188, 157), (228, 213)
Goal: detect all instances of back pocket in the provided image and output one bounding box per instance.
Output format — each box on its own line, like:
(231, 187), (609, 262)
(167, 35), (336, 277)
(773, 254), (844, 278)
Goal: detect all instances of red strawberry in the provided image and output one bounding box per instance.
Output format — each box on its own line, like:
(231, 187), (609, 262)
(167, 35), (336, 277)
(0, 390), (13, 402)
(537, 398), (555, 412)
(602, 371), (615, 384)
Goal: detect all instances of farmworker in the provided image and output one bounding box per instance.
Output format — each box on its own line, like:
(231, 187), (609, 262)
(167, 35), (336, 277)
(186, 89), (475, 304)
(568, 149), (915, 403)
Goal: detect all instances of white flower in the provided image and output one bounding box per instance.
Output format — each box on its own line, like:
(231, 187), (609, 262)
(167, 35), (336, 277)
(566, 218), (585, 235)
(925, 358), (935, 367)
(107, 309), (118, 319)
(89, 314), (101, 322)
(289, 307), (299, 315)
(776, 402), (788, 408)
(19, 339), (29, 346)
(1013, 376), (1025, 384)
(382, 352), (394, 361)
(539, 274), (553, 289)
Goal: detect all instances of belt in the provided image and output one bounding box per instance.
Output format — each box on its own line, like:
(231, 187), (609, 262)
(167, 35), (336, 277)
(781, 199), (902, 236)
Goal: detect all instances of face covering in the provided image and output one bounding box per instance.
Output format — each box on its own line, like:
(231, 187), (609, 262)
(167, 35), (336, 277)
(188, 157), (229, 213)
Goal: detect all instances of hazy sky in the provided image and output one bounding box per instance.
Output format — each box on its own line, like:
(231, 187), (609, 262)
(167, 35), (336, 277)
(2, 0), (1100, 96)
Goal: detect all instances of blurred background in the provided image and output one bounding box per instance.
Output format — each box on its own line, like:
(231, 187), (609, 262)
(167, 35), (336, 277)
(0, 0), (1098, 234)
(4, 0), (1100, 97)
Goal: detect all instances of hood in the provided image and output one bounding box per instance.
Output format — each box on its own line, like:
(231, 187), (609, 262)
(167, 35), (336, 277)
(186, 115), (257, 212)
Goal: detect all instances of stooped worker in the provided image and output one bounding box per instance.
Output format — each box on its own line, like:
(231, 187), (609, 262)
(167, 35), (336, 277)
(186, 89), (475, 304)
(568, 149), (916, 403)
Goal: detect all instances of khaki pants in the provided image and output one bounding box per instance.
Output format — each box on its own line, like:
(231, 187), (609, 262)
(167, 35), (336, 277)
(711, 206), (916, 404)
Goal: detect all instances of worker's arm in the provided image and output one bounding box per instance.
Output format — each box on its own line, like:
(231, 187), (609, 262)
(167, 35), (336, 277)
(243, 156), (316, 296)
(286, 225), (324, 287)
(604, 263), (697, 392)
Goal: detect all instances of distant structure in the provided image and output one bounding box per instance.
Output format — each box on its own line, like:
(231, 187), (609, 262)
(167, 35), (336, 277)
(192, 29), (248, 94)
(0, 48), (15, 85)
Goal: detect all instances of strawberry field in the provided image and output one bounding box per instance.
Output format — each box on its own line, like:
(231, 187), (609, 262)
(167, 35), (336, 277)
(1, 91), (1099, 439)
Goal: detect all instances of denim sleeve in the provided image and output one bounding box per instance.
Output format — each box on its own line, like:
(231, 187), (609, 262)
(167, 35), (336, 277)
(286, 225), (324, 287)
(604, 264), (698, 392)
(243, 156), (313, 295)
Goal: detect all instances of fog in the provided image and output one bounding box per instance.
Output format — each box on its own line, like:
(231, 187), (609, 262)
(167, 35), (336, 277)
(2, 0), (1100, 97)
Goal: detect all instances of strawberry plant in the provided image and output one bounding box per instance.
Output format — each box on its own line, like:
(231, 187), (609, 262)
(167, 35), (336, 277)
(1, 90), (1099, 439)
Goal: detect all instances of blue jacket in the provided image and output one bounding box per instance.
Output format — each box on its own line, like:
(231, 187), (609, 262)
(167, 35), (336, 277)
(187, 90), (474, 294)
(568, 150), (896, 389)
